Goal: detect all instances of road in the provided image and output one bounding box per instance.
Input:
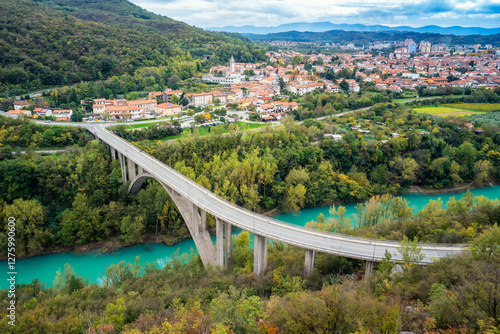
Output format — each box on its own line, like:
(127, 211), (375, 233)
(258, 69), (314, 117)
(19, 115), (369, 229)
(84, 123), (466, 264)
(18, 100), (467, 264)
(11, 149), (67, 154)
(15, 86), (74, 100)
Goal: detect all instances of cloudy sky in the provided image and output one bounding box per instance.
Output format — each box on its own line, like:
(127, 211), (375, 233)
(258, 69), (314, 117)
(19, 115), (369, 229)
(130, 0), (500, 28)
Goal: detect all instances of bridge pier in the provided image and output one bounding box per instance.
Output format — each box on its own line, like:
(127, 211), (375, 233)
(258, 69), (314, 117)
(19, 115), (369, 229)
(191, 205), (208, 237)
(156, 184), (217, 266)
(127, 159), (136, 181)
(216, 218), (232, 269)
(253, 234), (268, 277)
(216, 218), (224, 267)
(225, 222), (232, 268)
(118, 152), (127, 182)
(305, 249), (315, 277)
(200, 209), (207, 233)
(110, 147), (116, 160)
(365, 261), (374, 279)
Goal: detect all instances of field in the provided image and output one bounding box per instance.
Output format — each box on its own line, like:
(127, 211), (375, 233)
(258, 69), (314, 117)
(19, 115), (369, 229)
(159, 122), (266, 142)
(413, 103), (500, 117)
(128, 121), (164, 129)
(443, 103), (500, 112)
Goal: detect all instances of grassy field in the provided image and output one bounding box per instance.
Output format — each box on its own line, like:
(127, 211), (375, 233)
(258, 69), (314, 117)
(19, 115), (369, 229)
(393, 94), (466, 103)
(119, 120), (172, 130)
(443, 103), (500, 112)
(414, 106), (485, 116)
(413, 103), (499, 117)
(159, 122), (265, 142)
(50, 153), (63, 160)
(128, 121), (163, 129)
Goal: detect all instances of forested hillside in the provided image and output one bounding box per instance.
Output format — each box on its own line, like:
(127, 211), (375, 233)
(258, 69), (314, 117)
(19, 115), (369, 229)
(0, 0), (266, 95)
(33, 0), (265, 60)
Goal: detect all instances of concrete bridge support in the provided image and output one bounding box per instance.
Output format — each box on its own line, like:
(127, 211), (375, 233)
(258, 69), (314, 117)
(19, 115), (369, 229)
(225, 222), (232, 268)
(215, 218), (232, 269)
(127, 173), (218, 266)
(365, 261), (374, 279)
(160, 184), (217, 267)
(305, 249), (315, 277)
(253, 234), (268, 277)
(118, 152), (127, 183)
(127, 159), (137, 181)
(216, 218), (224, 267)
(192, 205), (208, 237)
(110, 147), (116, 160)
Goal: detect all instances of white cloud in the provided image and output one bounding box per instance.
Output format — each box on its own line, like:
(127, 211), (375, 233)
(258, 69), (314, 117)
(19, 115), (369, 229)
(130, 0), (500, 28)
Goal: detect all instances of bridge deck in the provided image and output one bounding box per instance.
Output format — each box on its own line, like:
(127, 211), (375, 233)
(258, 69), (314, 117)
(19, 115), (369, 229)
(85, 124), (466, 264)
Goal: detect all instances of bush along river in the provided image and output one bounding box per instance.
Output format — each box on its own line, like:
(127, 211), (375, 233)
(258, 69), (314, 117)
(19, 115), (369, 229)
(1, 186), (499, 289)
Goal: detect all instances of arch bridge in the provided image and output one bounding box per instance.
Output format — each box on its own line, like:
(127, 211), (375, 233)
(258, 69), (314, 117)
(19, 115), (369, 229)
(88, 125), (465, 277)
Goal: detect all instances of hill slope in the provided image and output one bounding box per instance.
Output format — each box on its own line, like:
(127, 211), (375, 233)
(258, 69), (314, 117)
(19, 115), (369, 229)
(33, 0), (266, 61)
(0, 0), (265, 94)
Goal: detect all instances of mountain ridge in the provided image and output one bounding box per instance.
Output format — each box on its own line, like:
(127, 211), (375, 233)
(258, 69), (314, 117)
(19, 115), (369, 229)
(243, 30), (500, 46)
(208, 22), (500, 36)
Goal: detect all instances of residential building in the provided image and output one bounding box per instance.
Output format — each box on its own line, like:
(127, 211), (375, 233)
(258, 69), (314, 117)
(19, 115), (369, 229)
(7, 109), (32, 117)
(13, 101), (30, 110)
(155, 102), (182, 116)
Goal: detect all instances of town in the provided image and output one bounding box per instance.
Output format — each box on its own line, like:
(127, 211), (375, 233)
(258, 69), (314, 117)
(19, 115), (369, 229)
(6, 46), (500, 125)
(4, 45), (500, 127)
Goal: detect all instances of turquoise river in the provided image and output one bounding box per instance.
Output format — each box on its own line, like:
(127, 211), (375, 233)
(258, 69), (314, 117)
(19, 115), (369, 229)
(1, 186), (499, 289)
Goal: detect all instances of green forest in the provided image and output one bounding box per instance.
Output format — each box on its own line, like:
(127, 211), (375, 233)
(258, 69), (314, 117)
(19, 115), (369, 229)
(0, 118), (192, 258)
(0, 0), (266, 96)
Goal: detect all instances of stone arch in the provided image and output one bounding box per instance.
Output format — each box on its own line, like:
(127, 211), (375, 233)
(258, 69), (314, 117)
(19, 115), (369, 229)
(127, 173), (217, 266)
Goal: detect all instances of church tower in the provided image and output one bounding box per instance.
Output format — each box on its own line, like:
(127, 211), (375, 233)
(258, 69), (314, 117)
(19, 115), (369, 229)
(230, 55), (235, 73)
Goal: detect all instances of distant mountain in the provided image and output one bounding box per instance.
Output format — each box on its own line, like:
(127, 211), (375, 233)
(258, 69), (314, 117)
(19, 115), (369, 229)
(208, 22), (500, 36)
(244, 30), (500, 46)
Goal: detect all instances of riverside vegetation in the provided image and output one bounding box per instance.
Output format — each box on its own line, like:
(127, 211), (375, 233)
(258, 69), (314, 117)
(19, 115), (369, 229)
(0, 226), (499, 333)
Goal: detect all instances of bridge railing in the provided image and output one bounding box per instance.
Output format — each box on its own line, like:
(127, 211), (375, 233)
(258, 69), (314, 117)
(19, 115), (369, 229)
(91, 126), (467, 263)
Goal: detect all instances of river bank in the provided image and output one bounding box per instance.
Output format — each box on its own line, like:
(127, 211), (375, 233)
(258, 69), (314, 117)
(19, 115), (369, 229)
(1, 185), (498, 289)
(6, 181), (496, 261)
(266, 181), (496, 218)
(408, 182), (475, 195)
(0, 233), (192, 261)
